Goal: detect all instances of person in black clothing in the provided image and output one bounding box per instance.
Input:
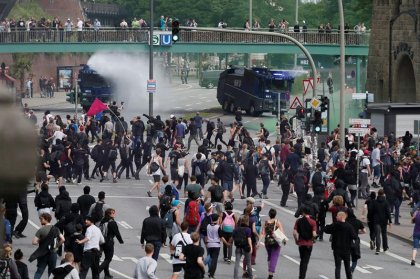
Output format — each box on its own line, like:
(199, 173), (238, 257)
(295, 194), (318, 221)
(324, 211), (357, 279)
(344, 159), (358, 207)
(155, 137), (169, 161)
(99, 208), (124, 279)
(73, 143), (87, 184)
(325, 179), (352, 208)
(114, 116), (128, 146)
(371, 189), (392, 254)
(345, 209), (365, 273)
(101, 140), (118, 183)
(77, 186), (96, 219)
(243, 154), (258, 197)
(140, 205), (166, 261)
(34, 183), (55, 216)
(4, 195), (19, 240)
(14, 248), (29, 279)
(131, 116), (145, 148)
(14, 190), (29, 239)
(187, 118), (200, 151)
(205, 119), (216, 148)
(135, 136), (153, 180)
(57, 203), (84, 252)
(90, 139), (104, 179)
(117, 136), (135, 179)
(54, 186), (72, 221)
(235, 107), (242, 125)
(180, 232), (205, 279)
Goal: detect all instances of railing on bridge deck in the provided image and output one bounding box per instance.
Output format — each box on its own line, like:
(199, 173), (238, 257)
(0, 27), (370, 46)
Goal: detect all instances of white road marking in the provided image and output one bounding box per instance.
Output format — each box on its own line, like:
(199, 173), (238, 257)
(319, 275), (329, 279)
(361, 264), (383, 271)
(185, 104), (192, 107)
(117, 221), (132, 229)
(283, 254), (300, 265)
(108, 267), (133, 279)
(355, 266), (372, 274)
(195, 102), (202, 105)
(160, 253), (173, 264)
(121, 256), (139, 263)
(18, 210), (40, 230)
(112, 255), (123, 262)
(120, 221), (133, 229)
(148, 180), (154, 184)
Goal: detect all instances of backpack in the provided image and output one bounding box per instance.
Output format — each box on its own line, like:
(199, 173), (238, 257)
(311, 171), (323, 186)
(160, 194), (172, 211)
(150, 161), (160, 173)
(251, 209), (262, 234)
(279, 170), (290, 185)
(222, 212), (235, 233)
(91, 145), (100, 161)
(164, 209), (174, 229)
(173, 233), (188, 259)
(186, 200), (200, 226)
(297, 217), (313, 240)
(264, 147), (273, 161)
(51, 264), (74, 279)
(99, 220), (111, 239)
(108, 149), (117, 160)
(233, 227), (248, 248)
(199, 213), (212, 235)
(263, 128), (269, 139)
(0, 259), (10, 279)
(212, 186), (224, 202)
(90, 202), (104, 223)
(39, 195), (50, 208)
(258, 160), (269, 176)
(64, 219), (77, 236)
(194, 162), (202, 176)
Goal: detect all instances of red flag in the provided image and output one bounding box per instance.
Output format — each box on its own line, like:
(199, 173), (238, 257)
(87, 98), (108, 116)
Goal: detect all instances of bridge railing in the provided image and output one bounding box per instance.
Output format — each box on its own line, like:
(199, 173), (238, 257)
(0, 28), (370, 46)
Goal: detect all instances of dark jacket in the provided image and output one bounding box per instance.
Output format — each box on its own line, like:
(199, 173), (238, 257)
(34, 190), (55, 210)
(15, 260), (28, 279)
(99, 217), (124, 244)
(372, 196), (392, 225)
(54, 191), (72, 220)
(77, 194), (96, 218)
(140, 206), (166, 244)
(324, 221), (357, 251)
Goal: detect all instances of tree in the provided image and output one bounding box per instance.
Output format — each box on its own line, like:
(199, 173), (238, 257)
(11, 54), (34, 92)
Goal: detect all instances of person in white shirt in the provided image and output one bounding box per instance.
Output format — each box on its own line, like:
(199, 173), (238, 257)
(134, 243), (158, 279)
(371, 143), (382, 187)
(76, 216), (105, 279)
(47, 127), (67, 145)
(170, 221), (193, 279)
(360, 150), (372, 198)
(49, 252), (80, 279)
(77, 18), (83, 42)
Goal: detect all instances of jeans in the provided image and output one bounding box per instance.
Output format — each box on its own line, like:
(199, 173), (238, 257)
(261, 174), (270, 195)
(375, 223), (388, 252)
(393, 199), (402, 224)
(333, 251), (352, 279)
(147, 240), (161, 261)
(99, 242), (114, 276)
(34, 251), (57, 279)
(79, 249), (100, 279)
(234, 247), (252, 279)
(266, 243), (281, 273)
(207, 247), (220, 276)
(299, 245), (313, 279)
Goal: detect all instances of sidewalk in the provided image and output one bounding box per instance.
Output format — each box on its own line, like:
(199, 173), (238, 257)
(354, 193), (414, 244)
(22, 91), (68, 109)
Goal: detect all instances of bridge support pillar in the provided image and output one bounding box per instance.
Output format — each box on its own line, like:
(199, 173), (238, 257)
(356, 56), (361, 93)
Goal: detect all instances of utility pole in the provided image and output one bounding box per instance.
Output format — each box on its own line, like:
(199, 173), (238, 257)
(148, 0), (154, 117)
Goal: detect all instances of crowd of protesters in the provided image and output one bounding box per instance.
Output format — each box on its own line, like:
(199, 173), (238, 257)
(0, 100), (419, 279)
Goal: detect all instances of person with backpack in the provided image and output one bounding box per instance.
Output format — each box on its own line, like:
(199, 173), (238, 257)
(204, 178), (224, 216)
(220, 152), (236, 202)
(192, 153), (207, 187)
(166, 145), (182, 189)
(293, 206), (317, 279)
(0, 244), (20, 279)
(221, 202), (236, 264)
(147, 148), (165, 197)
(165, 200), (182, 245)
(214, 118), (228, 147)
(197, 203), (215, 247)
(205, 213), (228, 279)
(140, 205), (166, 261)
(232, 215), (253, 279)
(185, 197), (204, 234)
(100, 140), (118, 183)
(98, 208), (124, 279)
(279, 167), (292, 207)
(258, 153), (275, 199)
(311, 163), (326, 200)
(49, 252), (79, 279)
(170, 221), (192, 279)
(90, 139), (104, 179)
(88, 191), (110, 226)
(260, 208), (285, 279)
(263, 140), (276, 179)
(72, 143), (87, 185)
(34, 183), (55, 217)
(29, 213), (65, 279)
(346, 208), (366, 273)
(344, 158), (358, 207)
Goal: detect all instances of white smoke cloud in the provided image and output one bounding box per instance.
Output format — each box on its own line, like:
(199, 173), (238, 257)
(87, 52), (174, 119)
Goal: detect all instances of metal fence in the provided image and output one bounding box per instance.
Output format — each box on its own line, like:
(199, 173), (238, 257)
(0, 28), (370, 46)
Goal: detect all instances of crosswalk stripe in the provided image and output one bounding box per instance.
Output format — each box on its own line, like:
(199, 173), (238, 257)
(160, 253), (173, 264)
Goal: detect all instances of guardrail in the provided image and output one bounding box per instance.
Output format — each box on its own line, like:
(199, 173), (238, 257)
(0, 27), (370, 46)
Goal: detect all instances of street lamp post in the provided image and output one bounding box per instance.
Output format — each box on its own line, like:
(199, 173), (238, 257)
(249, 0), (252, 30)
(149, 0), (154, 117)
(338, 0), (346, 152)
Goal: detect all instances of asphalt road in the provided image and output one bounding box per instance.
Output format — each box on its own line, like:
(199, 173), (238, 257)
(16, 83), (420, 278)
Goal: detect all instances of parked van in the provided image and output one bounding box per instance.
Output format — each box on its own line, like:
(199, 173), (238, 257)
(199, 70), (224, 89)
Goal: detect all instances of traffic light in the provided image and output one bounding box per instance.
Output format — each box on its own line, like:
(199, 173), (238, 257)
(312, 110), (322, 133)
(296, 106), (305, 120)
(327, 76), (333, 94)
(172, 20), (180, 43)
(320, 96), (329, 112)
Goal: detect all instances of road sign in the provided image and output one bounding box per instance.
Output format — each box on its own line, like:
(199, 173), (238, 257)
(310, 98), (320, 109)
(147, 79), (156, 92)
(349, 118), (371, 125)
(160, 34), (172, 46)
(289, 96), (303, 109)
(348, 127), (369, 134)
(352, 92), (374, 102)
(152, 35), (159, 46)
(303, 79), (314, 95)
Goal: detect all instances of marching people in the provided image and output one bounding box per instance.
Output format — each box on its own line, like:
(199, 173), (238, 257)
(134, 243), (158, 279)
(140, 205), (166, 261)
